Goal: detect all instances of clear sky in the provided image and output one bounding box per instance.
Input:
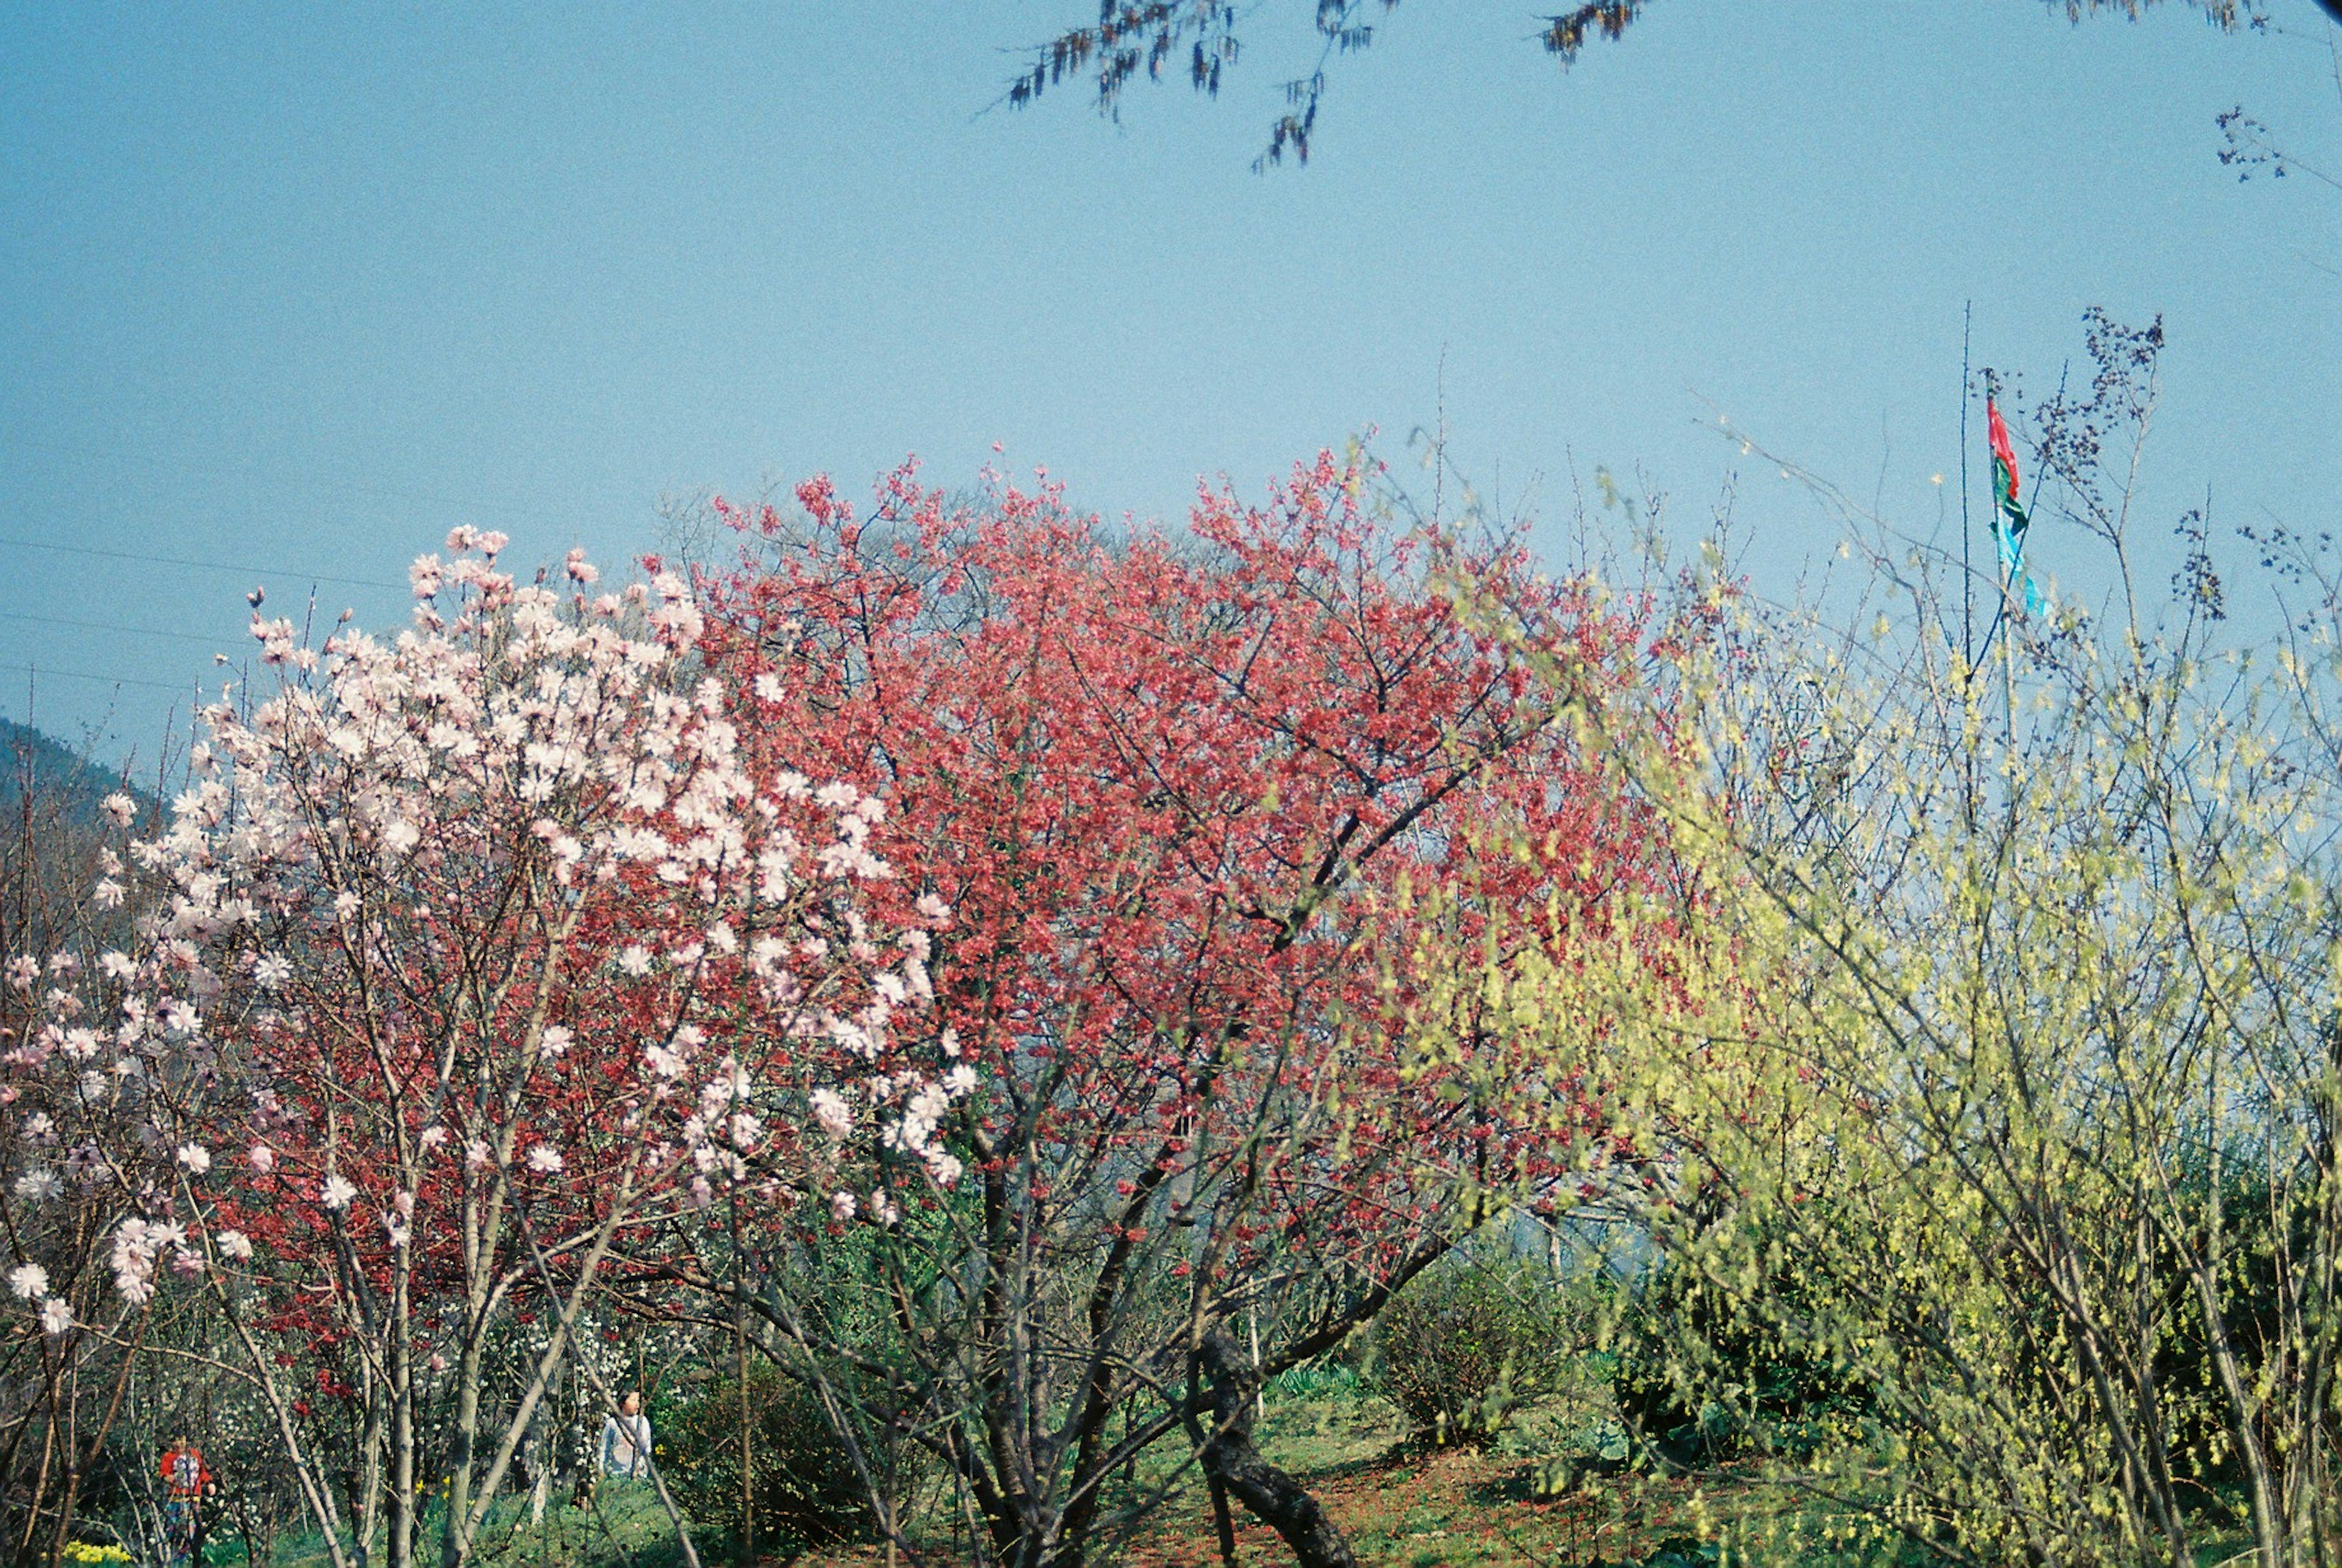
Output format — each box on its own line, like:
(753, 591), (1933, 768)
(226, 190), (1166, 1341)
(4, 2), (2338, 764)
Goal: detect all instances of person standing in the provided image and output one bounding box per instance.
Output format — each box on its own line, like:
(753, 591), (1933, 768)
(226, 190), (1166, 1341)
(600, 1391), (654, 1481)
(158, 1431), (213, 1568)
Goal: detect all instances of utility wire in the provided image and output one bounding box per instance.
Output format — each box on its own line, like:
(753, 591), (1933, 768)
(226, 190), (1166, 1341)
(1, 662), (204, 695)
(0, 431), (585, 529)
(0, 610), (230, 646)
(0, 533), (403, 592)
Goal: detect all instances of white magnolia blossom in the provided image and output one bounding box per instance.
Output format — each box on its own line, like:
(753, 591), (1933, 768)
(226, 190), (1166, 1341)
(11, 1169), (57, 1202)
(0, 537), (973, 1350)
(809, 1088), (853, 1138)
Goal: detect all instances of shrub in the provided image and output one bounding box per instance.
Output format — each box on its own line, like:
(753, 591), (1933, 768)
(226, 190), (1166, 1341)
(1610, 1253), (1870, 1467)
(1375, 1260), (1583, 1446)
(657, 1363), (915, 1553)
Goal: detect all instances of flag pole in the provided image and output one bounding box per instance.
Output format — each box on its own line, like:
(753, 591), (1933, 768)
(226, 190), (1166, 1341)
(1960, 302), (1974, 678)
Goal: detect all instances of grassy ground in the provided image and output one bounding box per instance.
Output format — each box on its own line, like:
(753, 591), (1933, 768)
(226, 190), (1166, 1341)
(227, 1385), (2255, 1567)
(251, 1483), (691, 1568)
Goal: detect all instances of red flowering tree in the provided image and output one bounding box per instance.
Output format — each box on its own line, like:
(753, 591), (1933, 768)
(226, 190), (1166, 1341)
(687, 453), (1667, 1567)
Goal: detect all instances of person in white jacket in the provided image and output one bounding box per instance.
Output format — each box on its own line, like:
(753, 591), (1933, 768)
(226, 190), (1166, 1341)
(600, 1391), (654, 1480)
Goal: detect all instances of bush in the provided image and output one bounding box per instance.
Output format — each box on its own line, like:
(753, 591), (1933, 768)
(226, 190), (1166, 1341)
(1375, 1260), (1582, 1446)
(657, 1362), (915, 1553)
(1610, 1254), (1870, 1467)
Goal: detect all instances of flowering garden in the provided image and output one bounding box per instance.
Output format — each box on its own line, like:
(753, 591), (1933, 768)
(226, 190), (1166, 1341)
(6, 360), (2342, 1568)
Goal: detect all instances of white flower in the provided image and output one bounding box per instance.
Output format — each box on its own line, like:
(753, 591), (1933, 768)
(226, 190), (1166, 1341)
(249, 1145), (275, 1173)
(9, 1264), (48, 1300)
(39, 1298), (71, 1334)
(539, 1025), (572, 1059)
(915, 893), (953, 923)
(618, 945), (653, 976)
(809, 1089), (853, 1138)
(12, 1170), (58, 1202)
(829, 1190), (857, 1224)
(177, 1144), (212, 1175)
(217, 1231), (253, 1261)
(101, 793), (137, 829)
(254, 954), (291, 990)
(93, 879), (126, 910)
(525, 1144), (564, 1175)
(465, 1140), (492, 1172)
(944, 1064), (978, 1097)
(320, 1175), (357, 1211)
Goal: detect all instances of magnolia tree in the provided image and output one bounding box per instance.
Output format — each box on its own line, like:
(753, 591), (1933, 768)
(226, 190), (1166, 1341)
(679, 454), (1668, 1567)
(0, 773), (165, 1568)
(2, 535), (965, 1568)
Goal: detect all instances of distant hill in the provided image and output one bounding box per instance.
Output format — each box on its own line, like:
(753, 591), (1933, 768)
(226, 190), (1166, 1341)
(0, 719), (159, 829)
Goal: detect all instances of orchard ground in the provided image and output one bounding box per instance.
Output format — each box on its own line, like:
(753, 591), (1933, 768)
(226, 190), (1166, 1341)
(246, 1373), (2258, 1568)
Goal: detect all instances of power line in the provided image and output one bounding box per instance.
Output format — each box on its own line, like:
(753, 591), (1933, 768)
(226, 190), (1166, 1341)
(0, 662), (206, 695)
(0, 533), (404, 593)
(0, 431), (587, 529)
(0, 610), (229, 646)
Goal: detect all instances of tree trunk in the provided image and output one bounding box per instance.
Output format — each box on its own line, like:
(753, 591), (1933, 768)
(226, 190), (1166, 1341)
(1194, 1334), (1356, 1568)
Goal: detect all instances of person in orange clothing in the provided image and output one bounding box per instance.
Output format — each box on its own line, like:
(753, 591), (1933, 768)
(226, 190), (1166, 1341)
(158, 1431), (213, 1568)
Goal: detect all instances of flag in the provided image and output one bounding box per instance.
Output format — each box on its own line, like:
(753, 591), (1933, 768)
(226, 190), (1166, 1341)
(1986, 396), (2042, 615)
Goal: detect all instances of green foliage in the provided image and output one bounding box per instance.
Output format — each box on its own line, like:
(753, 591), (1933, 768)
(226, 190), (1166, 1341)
(1611, 1245), (1872, 1467)
(1410, 312), (2342, 1564)
(656, 1362), (909, 1555)
(1374, 1258), (1585, 1447)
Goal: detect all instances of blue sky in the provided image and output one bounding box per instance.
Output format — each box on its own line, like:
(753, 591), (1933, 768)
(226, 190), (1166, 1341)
(3, 2), (2337, 762)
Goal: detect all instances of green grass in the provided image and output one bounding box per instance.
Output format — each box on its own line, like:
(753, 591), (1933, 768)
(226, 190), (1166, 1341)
(259, 1481), (693, 1568)
(181, 1376), (2269, 1567)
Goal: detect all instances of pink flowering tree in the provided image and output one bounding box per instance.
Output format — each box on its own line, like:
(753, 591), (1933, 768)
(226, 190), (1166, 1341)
(10, 534), (965, 1568)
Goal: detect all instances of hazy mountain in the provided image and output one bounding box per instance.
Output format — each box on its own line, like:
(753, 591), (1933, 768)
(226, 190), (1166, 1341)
(0, 719), (157, 829)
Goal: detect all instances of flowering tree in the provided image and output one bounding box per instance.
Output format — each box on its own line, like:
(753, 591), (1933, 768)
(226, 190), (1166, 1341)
(686, 454), (1665, 1566)
(0, 773), (165, 1568)
(1, 535), (960, 1568)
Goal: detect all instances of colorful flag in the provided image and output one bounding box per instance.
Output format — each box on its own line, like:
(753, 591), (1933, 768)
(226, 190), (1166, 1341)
(1986, 397), (2041, 614)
